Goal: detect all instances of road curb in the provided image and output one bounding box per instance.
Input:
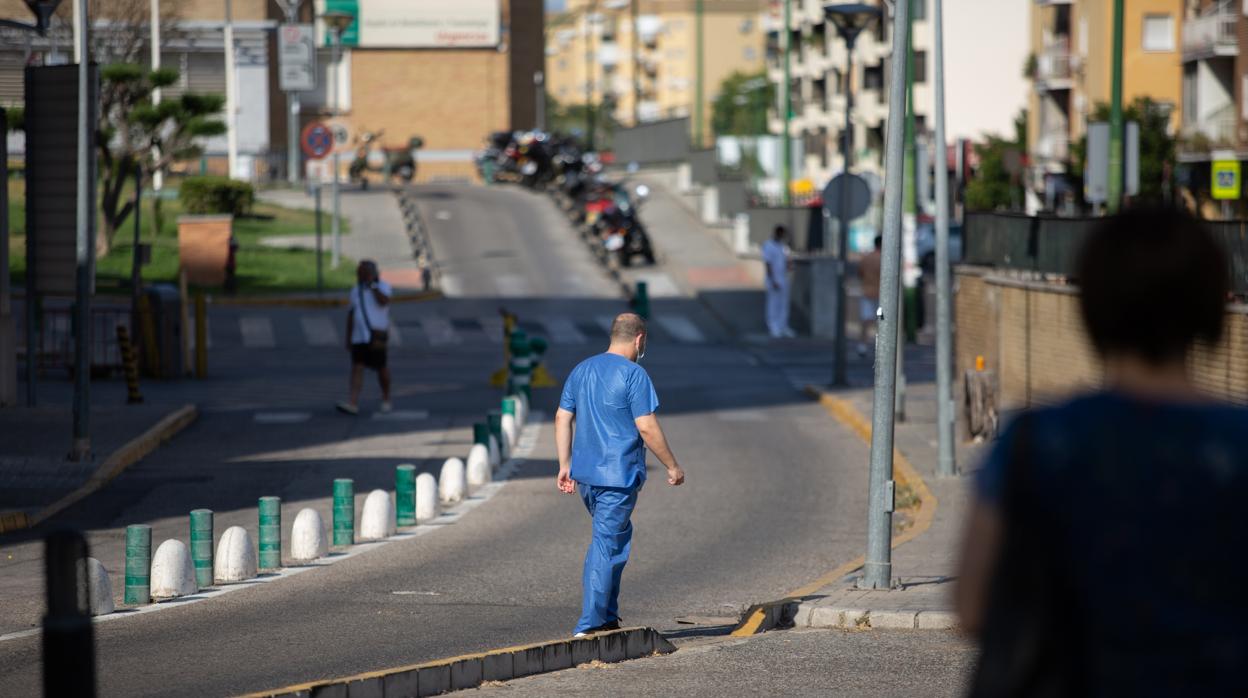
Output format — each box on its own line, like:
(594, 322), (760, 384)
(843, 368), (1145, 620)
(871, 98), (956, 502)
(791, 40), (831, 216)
(728, 388), (941, 636)
(239, 627), (676, 697)
(1, 404), (199, 535)
(796, 605), (959, 631)
(212, 290), (442, 308)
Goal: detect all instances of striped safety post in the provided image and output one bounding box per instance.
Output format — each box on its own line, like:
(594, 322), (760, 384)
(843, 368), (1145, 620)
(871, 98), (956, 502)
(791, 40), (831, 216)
(333, 479), (355, 547)
(124, 524), (152, 604)
(189, 509), (214, 588)
(529, 335), (555, 388)
(258, 497), (282, 570)
(473, 422), (490, 448)
(396, 465), (417, 527)
(507, 331), (532, 395)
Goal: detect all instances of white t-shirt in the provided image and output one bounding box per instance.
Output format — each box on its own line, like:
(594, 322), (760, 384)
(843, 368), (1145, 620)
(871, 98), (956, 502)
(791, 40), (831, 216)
(349, 280), (392, 344)
(761, 239), (789, 287)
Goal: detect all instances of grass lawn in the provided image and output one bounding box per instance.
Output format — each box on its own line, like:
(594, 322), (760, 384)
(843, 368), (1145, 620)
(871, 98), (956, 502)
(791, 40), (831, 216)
(6, 179), (357, 295)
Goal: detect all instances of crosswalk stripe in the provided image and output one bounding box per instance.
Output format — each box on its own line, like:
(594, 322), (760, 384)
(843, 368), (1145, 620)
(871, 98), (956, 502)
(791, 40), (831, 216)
(419, 316), (460, 346)
(655, 315), (707, 343)
(538, 316), (587, 344)
(300, 316), (339, 347)
(478, 316), (504, 343)
(239, 316), (276, 348)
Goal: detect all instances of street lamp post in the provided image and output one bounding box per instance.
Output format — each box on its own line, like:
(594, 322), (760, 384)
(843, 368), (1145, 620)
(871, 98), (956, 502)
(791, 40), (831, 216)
(825, 3), (881, 389)
(323, 10), (353, 270)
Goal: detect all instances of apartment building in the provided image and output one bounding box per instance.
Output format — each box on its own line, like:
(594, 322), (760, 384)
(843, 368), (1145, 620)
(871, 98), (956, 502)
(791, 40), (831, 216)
(545, 0), (766, 137)
(1178, 0), (1245, 169)
(1027, 0), (1184, 203)
(768, 0), (933, 186)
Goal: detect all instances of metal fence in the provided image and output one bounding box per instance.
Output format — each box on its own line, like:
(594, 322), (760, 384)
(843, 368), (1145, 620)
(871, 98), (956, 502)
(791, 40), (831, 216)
(964, 211), (1248, 294)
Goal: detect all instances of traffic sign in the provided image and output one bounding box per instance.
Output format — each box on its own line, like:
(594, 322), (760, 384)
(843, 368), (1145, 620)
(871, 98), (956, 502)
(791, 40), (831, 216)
(301, 122), (334, 160)
(279, 24), (316, 92)
(1212, 156), (1241, 201)
(822, 173), (871, 220)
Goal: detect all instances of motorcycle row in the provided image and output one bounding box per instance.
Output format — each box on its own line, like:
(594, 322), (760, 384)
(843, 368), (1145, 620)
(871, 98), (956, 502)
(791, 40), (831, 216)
(476, 131), (656, 268)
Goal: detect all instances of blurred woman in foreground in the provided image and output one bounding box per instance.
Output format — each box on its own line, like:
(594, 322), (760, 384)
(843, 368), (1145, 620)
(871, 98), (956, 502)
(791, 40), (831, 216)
(958, 207), (1247, 696)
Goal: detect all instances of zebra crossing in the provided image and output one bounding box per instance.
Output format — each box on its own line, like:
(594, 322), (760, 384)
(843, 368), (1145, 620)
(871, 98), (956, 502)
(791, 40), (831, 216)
(213, 311), (713, 350)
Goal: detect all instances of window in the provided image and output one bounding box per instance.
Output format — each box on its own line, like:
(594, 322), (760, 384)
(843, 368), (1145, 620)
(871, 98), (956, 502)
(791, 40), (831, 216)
(913, 51), (927, 84)
(1142, 15), (1174, 52)
(912, 0), (926, 21)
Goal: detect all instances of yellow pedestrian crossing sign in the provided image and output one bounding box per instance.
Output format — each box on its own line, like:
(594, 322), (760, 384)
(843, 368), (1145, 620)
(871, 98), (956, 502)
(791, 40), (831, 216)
(1212, 158), (1241, 200)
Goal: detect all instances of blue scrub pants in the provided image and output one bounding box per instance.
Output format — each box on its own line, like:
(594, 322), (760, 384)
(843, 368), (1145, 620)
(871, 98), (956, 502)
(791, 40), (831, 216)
(575, 484), (639, 634)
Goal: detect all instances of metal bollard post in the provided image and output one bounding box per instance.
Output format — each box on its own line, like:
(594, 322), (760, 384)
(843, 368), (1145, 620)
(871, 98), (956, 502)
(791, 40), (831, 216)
(124, 524), (152, 605)
(395, 465), (416, 527)
(43, 529), (96, 698)
(632, 280), (650, 320)
(507, 332), (532, 395)
(332, 479), (355, 547)
(258, 497), (282, 570)
(189, 509), (213, 588)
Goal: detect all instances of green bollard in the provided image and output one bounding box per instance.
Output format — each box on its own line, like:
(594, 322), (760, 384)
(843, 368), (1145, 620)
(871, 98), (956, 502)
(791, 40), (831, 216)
(124, 524), (152, 604)
(333, 478), (355, 547)
(473, 423), (490, 446)
(258, 497), (282, 570)
(189, 509), (214, 588)
(396, 465), (417, 527)
(633, 280), (650, 320)
(502, 397), (516, 416)
(488, 410), (508, 459)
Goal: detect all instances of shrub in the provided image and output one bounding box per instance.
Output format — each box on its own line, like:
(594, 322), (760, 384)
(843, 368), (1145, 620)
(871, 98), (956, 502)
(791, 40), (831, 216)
(179, 176), (255, 216)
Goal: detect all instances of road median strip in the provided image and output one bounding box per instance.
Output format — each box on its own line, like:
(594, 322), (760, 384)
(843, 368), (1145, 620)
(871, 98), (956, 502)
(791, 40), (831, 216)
(238, 627), (676, 698)
(728, 388), (941, 637)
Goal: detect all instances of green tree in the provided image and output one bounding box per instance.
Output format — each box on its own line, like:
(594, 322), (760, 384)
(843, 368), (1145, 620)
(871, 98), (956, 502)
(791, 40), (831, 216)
(545, 93), (619, 150)
(711, 71), (773, 137)
(965, 110), (1028, 211)
(1071, 97), (1175, 205)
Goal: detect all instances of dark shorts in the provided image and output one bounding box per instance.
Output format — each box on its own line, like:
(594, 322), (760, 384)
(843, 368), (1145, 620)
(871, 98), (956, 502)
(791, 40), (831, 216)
(350, 343), (387, 370)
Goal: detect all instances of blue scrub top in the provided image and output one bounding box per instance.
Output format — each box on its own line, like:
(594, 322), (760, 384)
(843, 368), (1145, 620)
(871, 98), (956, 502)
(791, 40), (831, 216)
(559, 353), (660, 489)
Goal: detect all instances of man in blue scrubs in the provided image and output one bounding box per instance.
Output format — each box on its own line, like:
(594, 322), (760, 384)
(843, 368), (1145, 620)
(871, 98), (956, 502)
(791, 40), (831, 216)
(556, 312), (686, 636)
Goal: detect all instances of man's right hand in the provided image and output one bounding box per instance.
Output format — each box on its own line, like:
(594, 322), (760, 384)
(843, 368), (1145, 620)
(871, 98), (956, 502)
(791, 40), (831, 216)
(666, 465), (685, 486)
(557, 467), (576, 494)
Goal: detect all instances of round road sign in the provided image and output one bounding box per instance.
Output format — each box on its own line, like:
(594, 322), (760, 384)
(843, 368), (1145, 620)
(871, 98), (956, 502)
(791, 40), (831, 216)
(301, 122), (334, 160)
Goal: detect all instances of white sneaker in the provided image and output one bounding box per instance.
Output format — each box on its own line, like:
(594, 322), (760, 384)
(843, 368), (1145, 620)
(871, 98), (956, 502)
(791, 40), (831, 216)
(336, 402), (359, 415)
(379, 401), (393, 414)
(573, 632), (588, 638)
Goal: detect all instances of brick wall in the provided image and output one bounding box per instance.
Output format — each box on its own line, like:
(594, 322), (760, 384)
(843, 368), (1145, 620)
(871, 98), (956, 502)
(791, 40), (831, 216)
(956, 266), (1248, 410)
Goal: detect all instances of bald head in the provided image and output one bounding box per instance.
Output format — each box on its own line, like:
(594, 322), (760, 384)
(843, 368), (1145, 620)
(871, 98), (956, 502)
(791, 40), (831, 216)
(610, 313), (647, 343)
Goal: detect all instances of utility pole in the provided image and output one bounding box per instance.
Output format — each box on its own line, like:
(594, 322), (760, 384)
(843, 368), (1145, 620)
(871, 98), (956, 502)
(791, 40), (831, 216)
(1107, 0), (1125, 213)
(150, 0), (163, 191)
(279, 0), (303, 186)
(932, 0), (955, 477)
(861, 0), (910, 591)
(330, 23), (343, 268)
(781, 0), (792, 205)
(224, 0), (238, 179)
(896, 0), (917, 423)
(585, 2), (596, 150)
(72, 0), (92, 461)
(632, 0), (641, 125)
(694, 0), (704, 146)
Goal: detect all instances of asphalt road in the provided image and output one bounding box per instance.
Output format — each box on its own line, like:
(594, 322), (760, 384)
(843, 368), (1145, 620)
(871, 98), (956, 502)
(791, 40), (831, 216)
(0, 184), (878, 697)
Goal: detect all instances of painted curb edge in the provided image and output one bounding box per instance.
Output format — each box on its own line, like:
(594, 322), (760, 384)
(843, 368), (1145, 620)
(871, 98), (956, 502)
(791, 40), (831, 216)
(238, 627), (676, 698)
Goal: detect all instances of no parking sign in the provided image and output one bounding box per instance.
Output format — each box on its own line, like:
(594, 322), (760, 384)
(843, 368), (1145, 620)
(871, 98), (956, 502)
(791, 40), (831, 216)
(301, 121), (334, 160)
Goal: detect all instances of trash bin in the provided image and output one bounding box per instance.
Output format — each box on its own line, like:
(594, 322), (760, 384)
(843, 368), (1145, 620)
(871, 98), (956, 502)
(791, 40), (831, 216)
(144, 284), (183, 378)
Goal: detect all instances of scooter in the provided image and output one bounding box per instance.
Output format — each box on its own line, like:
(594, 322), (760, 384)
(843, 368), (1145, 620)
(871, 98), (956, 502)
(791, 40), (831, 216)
(349, 130), (423, 188)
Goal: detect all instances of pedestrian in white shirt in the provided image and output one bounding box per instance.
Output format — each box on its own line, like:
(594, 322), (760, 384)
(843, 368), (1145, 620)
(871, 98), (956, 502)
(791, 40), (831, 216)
(762, 225), (795, 338)
(337, 260), (393, 415)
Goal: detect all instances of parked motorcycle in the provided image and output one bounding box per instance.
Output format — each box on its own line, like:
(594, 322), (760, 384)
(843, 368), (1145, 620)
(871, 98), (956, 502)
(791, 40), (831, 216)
(588, 183), (655, 267)
(349, 130), (423, 189)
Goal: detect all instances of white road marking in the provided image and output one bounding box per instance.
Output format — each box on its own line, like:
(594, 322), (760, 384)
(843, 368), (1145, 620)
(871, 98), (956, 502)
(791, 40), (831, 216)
(239, 316), (276, 348)
(300, 315), (339, 347)
(419, 316), (460, 346)
(537, 316), (587, 344)
(371, 410), (430, 421)
(656, 315), (706, 343)
(254, 412), (312, 424)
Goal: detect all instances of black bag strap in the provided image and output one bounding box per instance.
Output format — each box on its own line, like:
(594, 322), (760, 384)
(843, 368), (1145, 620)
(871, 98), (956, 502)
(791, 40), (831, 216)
(357, 284), (375, 334)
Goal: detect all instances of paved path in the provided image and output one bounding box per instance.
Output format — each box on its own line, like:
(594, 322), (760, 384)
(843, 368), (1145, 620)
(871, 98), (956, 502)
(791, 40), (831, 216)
(0, 182), (920, 697)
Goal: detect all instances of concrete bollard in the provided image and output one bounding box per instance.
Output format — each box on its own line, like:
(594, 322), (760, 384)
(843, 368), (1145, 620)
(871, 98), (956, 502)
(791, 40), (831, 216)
(466, 444), (491, 488)
(333, 478), (355, 547)
(503, 395), (524, 429)
(258, 497), (282, 571)
(473, 423), (491, 449)
(416, 472), (439, 522)
(124, 524), (152, 605)
(488, 434), (501, 469)
(359, 489), (396, 540)
(150, 539), (198, 600)
(396, 464), (417, 527)
(439, 458), (466, 504)
(214, 526), (258, 584)
(488, 411), (509, 462)
(501, 413), (518, 451)
(189, 509), (214, 588)
(84, 557), (115, 616)
(291, 508), (328, 561)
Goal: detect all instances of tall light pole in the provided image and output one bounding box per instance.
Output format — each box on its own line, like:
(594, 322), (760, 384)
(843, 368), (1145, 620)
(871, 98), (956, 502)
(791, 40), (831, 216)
(781, 0), (792, 205)
(323, 10), (353, 270)
(585, 2), (597, 150)
(932, 0), (954, 477)
(631, 0), (641, 125)
(861, 0), (909, 591)
(224, 0), (238, 179)
(1107, 0), (1125, 213)
(150, 0), (163, 191)
(279, 0), (303, 185)
(72, 0), (91, 460)
(694, 0), (704, 146)
(825, 3), (881, 388)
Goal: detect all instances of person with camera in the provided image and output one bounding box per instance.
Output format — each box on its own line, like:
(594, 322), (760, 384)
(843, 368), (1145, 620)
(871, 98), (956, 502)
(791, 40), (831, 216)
(337, 260), (393, 415)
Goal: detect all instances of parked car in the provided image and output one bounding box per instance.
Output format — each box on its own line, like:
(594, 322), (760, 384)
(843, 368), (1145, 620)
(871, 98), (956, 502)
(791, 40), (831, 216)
(916, 221), (963, 272)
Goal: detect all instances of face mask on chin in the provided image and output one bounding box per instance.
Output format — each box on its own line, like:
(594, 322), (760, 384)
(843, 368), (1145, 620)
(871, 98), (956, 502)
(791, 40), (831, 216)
(636, 337), (646, 363)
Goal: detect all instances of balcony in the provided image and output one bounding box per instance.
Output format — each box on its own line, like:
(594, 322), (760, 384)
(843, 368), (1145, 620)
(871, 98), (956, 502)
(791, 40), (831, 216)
(1034, 44), (1073, 91)
(1183, 4), (1238, 62)
(598, 42), (620, 68)
(1181, 103), (1238, 153)
(1034, 133), (1070, 162)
